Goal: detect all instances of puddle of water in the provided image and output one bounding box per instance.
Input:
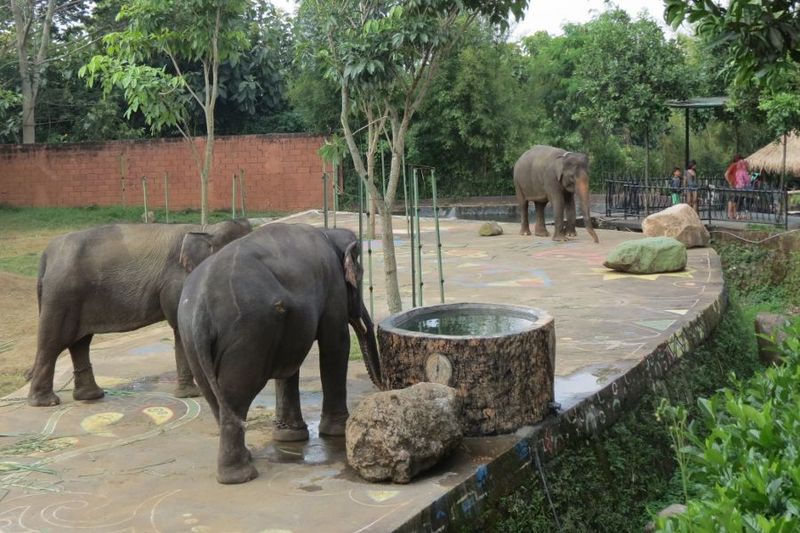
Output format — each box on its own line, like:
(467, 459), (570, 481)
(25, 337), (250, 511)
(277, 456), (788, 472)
(554, 365), (628, 408)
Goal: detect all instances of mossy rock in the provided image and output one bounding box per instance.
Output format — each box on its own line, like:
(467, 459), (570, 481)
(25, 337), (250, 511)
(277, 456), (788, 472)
(603, 237), (687, 274)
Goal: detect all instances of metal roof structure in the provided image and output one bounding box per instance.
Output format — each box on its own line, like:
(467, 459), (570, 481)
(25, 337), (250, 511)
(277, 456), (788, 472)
(666, 96), (729, 168)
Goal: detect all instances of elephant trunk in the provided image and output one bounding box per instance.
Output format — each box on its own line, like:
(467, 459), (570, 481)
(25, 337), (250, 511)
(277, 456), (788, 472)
(577, 175), (599, 243)
(350, 302), (384, 390)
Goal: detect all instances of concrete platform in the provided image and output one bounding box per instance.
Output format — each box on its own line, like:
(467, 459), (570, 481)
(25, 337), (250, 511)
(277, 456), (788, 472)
(0, 211), (725, 532)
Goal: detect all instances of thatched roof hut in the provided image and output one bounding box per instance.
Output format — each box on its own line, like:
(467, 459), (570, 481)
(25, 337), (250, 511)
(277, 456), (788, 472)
(746, 131), (800, 176)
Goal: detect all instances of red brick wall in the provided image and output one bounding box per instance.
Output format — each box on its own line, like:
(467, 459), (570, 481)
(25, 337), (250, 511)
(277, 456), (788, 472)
(0, 134), (329, 212)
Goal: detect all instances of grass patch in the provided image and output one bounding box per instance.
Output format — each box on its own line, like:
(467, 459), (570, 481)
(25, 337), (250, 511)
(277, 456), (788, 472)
(0, 205), (288, 278)
(349, 334), (363, 361)
(0, 372), (26, 398)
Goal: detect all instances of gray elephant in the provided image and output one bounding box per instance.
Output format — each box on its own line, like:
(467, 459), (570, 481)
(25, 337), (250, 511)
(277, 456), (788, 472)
(27, 219), (252, 407)
(177, 223), (382, 484)
(513, 145), (599, 243)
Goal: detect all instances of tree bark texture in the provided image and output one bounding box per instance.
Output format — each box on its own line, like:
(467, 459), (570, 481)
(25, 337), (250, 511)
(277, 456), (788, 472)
(378, 311), (555, 436)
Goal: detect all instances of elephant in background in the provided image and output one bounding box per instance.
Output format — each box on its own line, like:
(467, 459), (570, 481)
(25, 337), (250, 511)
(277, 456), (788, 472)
(513, 145), (599, 243)
(27, 219), (252, 407)
(177, 223), (382, 484)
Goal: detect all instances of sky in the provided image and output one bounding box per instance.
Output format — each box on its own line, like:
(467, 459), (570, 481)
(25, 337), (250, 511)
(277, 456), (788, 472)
(270, 1), (679, 40)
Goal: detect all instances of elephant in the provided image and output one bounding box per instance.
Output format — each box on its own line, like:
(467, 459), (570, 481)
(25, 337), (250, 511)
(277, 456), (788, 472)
(27, 219), (252, 407)
(177, 223), (383, 484)
(513, 145), (599, 243)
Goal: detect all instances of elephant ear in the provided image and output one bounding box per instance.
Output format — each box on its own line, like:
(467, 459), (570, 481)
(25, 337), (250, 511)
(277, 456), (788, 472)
(179, 232), (214, 273)
(555, 152), (567, 184)
(343, 241), (362, 288)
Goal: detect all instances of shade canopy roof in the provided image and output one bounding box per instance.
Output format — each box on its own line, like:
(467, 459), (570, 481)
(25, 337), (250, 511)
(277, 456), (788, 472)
(746, 132), (800, 176)
(666, 96), (729, 109)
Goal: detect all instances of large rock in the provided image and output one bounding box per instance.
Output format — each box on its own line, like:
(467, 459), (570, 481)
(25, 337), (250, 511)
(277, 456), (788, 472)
(642, 204), (710, 248)
(479, 221), (503, 236)
(754, 312), (792, 366)
(346, 382), (463, 483)
(603, 237), (687, 274)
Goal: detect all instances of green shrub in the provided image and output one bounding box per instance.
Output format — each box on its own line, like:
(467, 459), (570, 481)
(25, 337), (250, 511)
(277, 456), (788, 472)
(658, 319), (800, 532)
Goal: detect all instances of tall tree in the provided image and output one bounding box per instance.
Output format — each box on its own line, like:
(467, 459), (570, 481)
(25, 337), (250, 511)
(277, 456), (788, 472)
(571, 10), (689, 194)
(9, 0), (89, 143)
(81, 0), (248, 223)
(299, 0), (526, 313)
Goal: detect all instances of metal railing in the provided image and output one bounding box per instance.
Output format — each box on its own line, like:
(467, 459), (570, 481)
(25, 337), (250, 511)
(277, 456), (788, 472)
(605, 177), (789, 229)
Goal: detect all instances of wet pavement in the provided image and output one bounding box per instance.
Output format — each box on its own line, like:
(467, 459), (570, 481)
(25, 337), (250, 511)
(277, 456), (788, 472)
(0, 211), (724, 531)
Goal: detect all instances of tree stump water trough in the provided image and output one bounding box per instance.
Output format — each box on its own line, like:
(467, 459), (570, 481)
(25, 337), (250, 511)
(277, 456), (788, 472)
(377, 303), (555, 436)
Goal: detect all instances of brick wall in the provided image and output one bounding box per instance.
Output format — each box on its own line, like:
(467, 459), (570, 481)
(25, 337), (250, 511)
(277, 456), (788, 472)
(0, 134), (329, 213)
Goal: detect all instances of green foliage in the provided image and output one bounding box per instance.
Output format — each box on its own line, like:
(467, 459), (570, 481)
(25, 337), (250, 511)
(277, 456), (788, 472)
(657, 319), (800, 532)
(491, 303), (761, 531)
(666, 0), (800, 87)
(759, 91), (800, 139)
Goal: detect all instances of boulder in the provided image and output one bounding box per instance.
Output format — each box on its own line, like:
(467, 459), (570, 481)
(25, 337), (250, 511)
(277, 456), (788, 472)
(642, 204), (710, 248)
(603, 237), (687, 274)
(479, 221), (503, 236)
(754, 312), (792, 366)
(644, 503), (688, 532)
(346, 382), (463, 483)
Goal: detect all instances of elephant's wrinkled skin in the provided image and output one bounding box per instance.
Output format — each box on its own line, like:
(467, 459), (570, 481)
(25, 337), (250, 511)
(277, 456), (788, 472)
(514, 145), (599, 243)
(177, 223), (383, 484)
(27, 220), (252, 407)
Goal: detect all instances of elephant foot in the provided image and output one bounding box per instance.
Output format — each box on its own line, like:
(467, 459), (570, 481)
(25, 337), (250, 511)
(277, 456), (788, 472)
(319, 414), (348, 437)
(535, 229), (550, 237)
(551, 235), (568, 243)
(174, 383), (200, 398)
(273, 423), (309, 442)
(73, 384), (105, 401)
(217, 461), (258, 485)
(519, 227), (532, 236)
(27, 390), (61, 407)
(565, 230), (577, 237)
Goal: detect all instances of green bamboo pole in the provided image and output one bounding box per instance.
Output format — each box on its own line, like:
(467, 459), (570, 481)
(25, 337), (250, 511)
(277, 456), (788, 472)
(408, 164), (417, 308)
(322, 172), (329, 228)
(413, 167), (423, 306)
(239, 169), (247, 218)
(431, 168), (444, 303)
(332, 163), (339, 228)
(164, 172), (170, 223)
(231, 174), (236, 219)
(141, 176), (149, 223)
(358, 170), (364, 303)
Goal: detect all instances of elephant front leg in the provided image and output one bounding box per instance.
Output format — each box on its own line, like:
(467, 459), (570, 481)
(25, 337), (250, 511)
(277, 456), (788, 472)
(564, 192), (577, 237)
(318, 326), (350, 437)
(273, 372), (309, 442)
(533, 201), (550, 237)
(550, 197), (568, 242)
(172, 328), (200, 398)
(70, 335), (105, 401)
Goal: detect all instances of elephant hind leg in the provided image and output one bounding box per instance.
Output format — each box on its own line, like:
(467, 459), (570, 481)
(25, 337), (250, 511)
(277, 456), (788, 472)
(27, 320), (71, 406)
(217, 403), (259, 484)
(273, 372), (309, 442)
(70, 334), (104, 401)
(172, 328), (200, 399)
(517, 191), (531, 236)
(533, 201), (550, 237)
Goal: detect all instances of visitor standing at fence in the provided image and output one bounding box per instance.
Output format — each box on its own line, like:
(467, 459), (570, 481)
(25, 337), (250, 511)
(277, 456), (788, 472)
(725, 155), (739, 219)
(734, 155), (751, 220)
(670, 167), (682, 205)
(683, 160), (698, 212)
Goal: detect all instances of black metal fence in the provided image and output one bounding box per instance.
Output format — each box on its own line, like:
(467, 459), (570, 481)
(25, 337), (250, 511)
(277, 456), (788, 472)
(605, 177), (789, 229)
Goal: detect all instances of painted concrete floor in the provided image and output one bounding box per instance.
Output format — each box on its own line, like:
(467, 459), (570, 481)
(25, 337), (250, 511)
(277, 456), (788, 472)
(0, 211), (723, 532)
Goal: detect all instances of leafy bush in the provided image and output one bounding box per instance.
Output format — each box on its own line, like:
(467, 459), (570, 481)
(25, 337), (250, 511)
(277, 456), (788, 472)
(658, 319), (800, 532)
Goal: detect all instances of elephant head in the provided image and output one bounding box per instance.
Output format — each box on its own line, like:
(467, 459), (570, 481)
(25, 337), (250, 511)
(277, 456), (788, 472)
(325, 229), (384, 390)
(557, 151), (599, 243)
(179, 219), (252, 272)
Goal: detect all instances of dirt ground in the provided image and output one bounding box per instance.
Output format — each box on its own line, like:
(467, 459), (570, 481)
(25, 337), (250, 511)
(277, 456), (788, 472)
(0, 229), (68, 395)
